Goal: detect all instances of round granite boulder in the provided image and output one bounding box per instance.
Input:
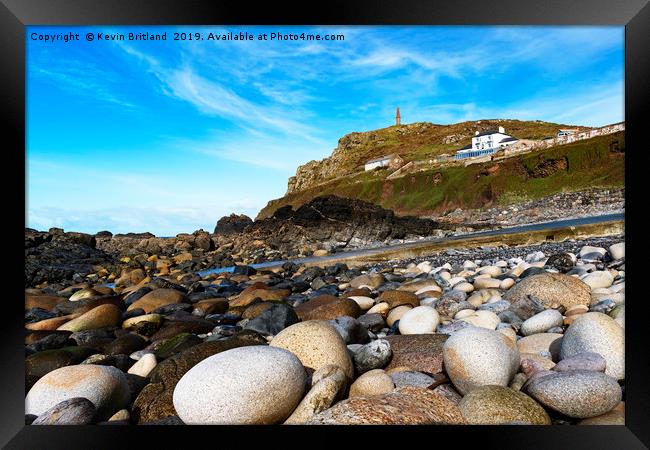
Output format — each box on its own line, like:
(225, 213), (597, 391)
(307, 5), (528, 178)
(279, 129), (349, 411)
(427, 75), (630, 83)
(524, 370), (622, 418)
(173, 346), (306, 424)
(560, 312), (624, 380)
(442, 327), (520, 395)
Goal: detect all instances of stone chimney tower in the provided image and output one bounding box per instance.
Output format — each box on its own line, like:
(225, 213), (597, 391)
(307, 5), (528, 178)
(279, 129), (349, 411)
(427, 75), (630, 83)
(396, 107), (401, 126)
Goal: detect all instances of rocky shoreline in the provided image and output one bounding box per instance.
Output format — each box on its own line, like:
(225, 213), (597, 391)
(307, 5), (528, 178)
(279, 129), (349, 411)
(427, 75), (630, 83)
(436, 187), (624, 230)
(24, 232), (625, 425)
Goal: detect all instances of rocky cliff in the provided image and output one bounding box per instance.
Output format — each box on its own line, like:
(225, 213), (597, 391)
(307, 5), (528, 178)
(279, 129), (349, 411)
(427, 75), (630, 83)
(286, 119), (589, 195)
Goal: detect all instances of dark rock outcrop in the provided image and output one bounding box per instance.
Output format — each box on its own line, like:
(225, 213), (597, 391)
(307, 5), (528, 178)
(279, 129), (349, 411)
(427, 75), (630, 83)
(214, 213), (253, 235)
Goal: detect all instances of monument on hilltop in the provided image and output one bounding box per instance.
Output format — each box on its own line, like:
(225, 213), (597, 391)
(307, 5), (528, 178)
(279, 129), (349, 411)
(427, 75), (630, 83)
(395, 107), (401, 126)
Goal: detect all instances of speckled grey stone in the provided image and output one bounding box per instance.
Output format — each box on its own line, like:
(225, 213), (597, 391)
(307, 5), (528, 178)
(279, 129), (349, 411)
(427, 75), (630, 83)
(458, 385), (551, 425)
(390, 371), (435, 389)
(436, 320), (472, 334)
(477, 300), (511, 315)
(560, 312), (624, 380)
(173, 345), (307, 424)
(520, 310), (564, 336)
(524, 370), (622, 418)
(442, 327), (520, 395)
(352, 339), (392, 374)
(25, 365), (130, 420)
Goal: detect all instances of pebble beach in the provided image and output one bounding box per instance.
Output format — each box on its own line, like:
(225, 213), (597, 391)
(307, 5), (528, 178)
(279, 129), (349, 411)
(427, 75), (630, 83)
(24, 235), (625, 425)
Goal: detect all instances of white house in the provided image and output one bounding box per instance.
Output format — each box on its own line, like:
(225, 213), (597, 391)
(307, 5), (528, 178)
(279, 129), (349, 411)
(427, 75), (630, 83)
(557, 128), (579, 137)
(454, 126), (518, 160)
(364, 153), (404, 171)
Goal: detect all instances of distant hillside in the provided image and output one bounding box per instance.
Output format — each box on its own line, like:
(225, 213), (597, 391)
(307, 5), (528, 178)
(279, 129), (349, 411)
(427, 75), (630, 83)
(259, 129), (624, 219)
(286, 119), (592, 194)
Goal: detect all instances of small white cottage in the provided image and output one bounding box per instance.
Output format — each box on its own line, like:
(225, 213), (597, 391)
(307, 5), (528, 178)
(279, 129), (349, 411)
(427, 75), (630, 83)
(364, 153), (404, 171)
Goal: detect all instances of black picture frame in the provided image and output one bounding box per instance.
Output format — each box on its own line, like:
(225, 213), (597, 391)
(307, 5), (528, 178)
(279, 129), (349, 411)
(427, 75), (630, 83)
(2, 0), (648, 448)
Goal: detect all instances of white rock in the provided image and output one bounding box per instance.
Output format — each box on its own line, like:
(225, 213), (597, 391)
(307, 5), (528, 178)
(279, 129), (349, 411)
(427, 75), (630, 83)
(460, 310), (500, 330)
(479, 266), (502, 277)
(414, 285), (441, 295)
(454, 282), (475, 293)
(520, 310), (564, 336)
(173, 346), (307, 424)
(127, 353), (157, 377)
(473, 278), (501, 290)
(454, 309), (476, 320)
(608, 243), (625, 260)
(387, 305), (413, 327)
(581, 271), (614, 290)
(579, 246), (607, 257)
(26, 365), (130, 420)
(348, 296), (375, 310)
(398, 306), (440, 334)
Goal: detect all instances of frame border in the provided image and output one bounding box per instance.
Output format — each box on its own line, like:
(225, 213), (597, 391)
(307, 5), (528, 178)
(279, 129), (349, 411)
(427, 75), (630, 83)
(3, 0), (648, 447)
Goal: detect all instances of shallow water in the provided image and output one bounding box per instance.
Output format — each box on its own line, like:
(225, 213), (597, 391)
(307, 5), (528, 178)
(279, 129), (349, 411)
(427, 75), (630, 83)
(195, 212), (624, 277)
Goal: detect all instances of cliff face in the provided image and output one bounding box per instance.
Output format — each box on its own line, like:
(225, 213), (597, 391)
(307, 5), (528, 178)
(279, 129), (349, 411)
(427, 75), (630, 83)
(286, 120), (588, 195)
(260, 127), (624, 221)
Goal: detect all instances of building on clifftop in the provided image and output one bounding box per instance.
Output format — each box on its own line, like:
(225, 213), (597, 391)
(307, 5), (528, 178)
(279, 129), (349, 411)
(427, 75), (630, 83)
(364, 153), (404, 171)
(454, 126), (519, 160)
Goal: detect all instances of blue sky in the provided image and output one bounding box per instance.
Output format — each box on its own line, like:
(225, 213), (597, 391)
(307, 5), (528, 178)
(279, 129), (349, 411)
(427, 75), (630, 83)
(26, 26), (624, 236)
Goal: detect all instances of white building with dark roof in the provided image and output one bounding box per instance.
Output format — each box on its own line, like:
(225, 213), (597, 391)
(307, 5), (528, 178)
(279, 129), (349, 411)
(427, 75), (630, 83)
(364, 153), (404, 171)
(454, 126), (519, 160)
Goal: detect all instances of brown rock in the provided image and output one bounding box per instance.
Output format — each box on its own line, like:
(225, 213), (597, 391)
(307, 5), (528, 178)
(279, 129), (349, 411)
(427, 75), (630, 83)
(230, 287), (290, 308)
(25, 314), (82, 331)
(503, 273), (591, 310)
(25, 330), (73, 345)
(115, 268), (146, 288)
(57, 304), (123, 332)
(377, 291), (420, 309)
(384, 334), (448, 375)
(131, 333), (266, 423)
(193, 298), (228, 316)
(53, 296), (125, 316)
(242, 302), (275, 320)
(343, 287), (372, 298)
(349, 273), (385, 290)
(150, 319), (214, 341)
(294, 295), (361, 321)
(127, 289), (186, 313)
(306, 386), (466, 424)
(25, 295), (67, 312)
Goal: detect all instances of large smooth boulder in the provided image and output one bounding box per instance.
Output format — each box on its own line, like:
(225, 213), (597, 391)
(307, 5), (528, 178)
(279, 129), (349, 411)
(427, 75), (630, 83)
(132, 333), (266, 423)
(560, 312), (624, 380)
(442, 327), (520, 395)
(524, 370), (622, 418)
(26, 365), (130, 420)
(173, 346), (306, 424)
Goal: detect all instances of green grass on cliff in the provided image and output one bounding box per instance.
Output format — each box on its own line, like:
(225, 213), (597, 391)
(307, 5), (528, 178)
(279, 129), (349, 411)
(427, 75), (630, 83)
(258, 131), (624, 218)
